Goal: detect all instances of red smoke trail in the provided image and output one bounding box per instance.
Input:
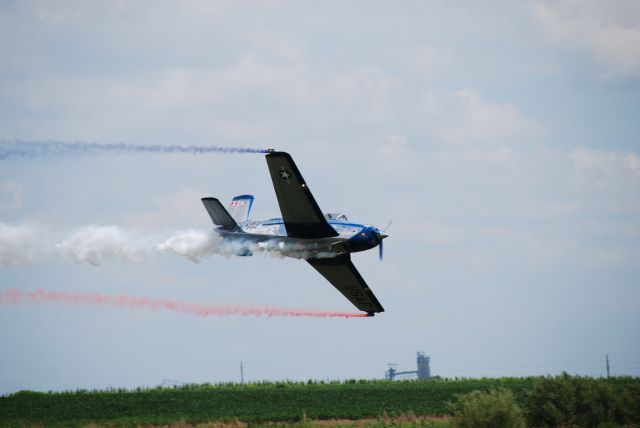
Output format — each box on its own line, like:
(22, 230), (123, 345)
(0, 289), (369, 318)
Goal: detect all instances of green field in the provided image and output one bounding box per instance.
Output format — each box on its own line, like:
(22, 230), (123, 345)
(1, 376), (639, 427)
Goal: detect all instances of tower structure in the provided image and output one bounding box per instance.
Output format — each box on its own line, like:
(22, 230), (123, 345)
(416, 352), (431, 380)
(385, 352), (432, 380)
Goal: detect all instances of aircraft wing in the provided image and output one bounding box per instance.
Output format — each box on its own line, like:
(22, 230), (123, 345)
(308, 254), (385, 314)
(266, 151), (338, 239)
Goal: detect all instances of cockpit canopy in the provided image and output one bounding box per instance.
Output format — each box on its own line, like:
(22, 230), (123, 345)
(325, 213), (348, 221)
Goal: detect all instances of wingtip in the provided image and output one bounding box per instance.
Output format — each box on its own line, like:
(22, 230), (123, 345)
(366, 310), (385, 317)
(265, 150), (291, 158)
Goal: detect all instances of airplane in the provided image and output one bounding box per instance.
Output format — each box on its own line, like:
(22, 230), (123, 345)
(201, 150), (387, 316)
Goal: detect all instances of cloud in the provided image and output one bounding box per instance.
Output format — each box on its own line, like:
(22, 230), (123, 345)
(529, 0), (640, 78)
(0, 222), (41, 267)
(567, 146), (640, 215)
(373, 89), (539, 176)
(0, 181), (23, 211)
(384, 44), (455, 77)
(375, 135), (421, 177)
(439, 89), (541, 146)
(119, 190), (211, 230)
(570, 146), (640, 185)
(0, 61), (393, 145)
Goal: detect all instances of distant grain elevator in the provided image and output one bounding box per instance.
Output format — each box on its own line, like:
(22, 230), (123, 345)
(385, 352), (434, 380)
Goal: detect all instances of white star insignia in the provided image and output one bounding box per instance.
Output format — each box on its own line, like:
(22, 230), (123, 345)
(279, 168), (292, 183)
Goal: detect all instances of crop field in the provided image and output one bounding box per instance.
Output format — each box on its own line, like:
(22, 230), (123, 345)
(1, 376), (639, 427)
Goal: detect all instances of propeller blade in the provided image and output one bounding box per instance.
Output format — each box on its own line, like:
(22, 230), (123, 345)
(379, 239), (384, 261)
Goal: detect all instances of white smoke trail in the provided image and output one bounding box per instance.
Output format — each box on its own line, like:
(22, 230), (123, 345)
(0, 140), (269, 160)
(157, 229), (230, 262)
(55, 225), (152, 265)
(55, 226), (234, 265)
(0, 222), (338, 267)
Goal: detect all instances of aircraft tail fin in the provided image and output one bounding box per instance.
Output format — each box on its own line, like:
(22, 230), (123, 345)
(201, 197), (243, 232)
(228, 195), (254, 222)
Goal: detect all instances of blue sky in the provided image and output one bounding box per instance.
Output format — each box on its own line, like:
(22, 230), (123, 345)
(1, 1), (639, 394)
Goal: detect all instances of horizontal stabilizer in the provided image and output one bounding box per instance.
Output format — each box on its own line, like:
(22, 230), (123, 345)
(201, 197), (242, 231)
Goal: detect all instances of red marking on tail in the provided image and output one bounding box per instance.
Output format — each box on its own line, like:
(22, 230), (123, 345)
(0, 289), (369, 318)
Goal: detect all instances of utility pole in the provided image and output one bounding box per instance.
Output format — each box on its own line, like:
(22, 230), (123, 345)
(240, 361), (244, 384)
(606, 354), (610, 379)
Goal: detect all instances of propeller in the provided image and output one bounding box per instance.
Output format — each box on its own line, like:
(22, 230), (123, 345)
(378, 219), (391, 261)
(378, 230), (389, 261)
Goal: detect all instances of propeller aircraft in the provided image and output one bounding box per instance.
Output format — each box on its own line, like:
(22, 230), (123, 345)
(201, 150), (387, 316)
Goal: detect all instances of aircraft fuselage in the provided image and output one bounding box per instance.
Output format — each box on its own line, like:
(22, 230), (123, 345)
(216, 218), (386, 258)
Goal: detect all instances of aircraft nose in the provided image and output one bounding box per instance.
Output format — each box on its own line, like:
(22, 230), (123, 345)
(346, 227), (388, 253)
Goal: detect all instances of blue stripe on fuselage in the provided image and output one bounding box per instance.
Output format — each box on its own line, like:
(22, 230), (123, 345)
(243, 219), (367, 238)
(258, 219), (368, 229)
